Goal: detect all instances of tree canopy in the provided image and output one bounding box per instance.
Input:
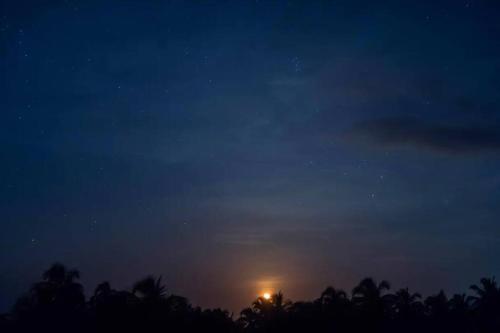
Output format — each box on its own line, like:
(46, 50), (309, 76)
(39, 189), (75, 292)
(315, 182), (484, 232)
(1, 263), (500, 333)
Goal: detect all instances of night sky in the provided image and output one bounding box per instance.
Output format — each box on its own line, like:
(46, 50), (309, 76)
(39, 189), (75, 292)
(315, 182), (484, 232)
(2, 0), (500, 312)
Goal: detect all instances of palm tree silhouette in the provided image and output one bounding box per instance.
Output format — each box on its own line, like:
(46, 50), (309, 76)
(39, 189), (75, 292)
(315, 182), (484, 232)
(352, 278), (391, 311)
(239, 291), (291, 331)
(449, 293), (471, 314)
(31, 263), (84, 308)
(7, 263), (500, 333)
(318, 287), (348, 308)
(469, 277), (500, 331)
(42, 263), (80, 285)
(469, 277), (499, 309)
(251, 291), (291, 317)
(448, 293), (473, 332)
(351, 278), (392, 331)
(352, 278), (391, 304)
(312, 286), (351, 332)
(132, 275), (167, 301)
(392, 288), (422, 315)
(423, 290), (449, 333)
(92, 281), (112, 302)
(389, 288), (423, 332)
(270, 292), (291, 313)
(238, 307), (257, 328)
(11, 263), (86, 333)
(425, 290), (448, 316)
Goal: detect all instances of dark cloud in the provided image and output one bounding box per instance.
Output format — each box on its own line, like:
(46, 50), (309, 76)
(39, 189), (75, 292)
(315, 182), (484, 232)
(348, 117), (500, 153)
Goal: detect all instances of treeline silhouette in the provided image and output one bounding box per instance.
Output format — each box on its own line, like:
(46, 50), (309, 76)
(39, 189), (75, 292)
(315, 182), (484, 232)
(1, 264), (500, 332)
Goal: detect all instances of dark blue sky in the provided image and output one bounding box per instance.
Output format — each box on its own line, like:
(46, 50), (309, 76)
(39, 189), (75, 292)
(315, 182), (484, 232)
(2, 0), (500, 312)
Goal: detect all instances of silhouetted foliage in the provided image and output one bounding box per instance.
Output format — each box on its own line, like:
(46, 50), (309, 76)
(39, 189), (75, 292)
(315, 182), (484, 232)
(11, 263), (86, 332)
(2, 263), (500, 333)
(239, 291), (291, 332)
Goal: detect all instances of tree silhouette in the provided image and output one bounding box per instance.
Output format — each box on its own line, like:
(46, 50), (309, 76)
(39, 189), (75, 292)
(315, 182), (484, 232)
(423, 290), (449, 333)
(351, 278), (392, 331)
(12, 263), (86, 333)
(4, 263), (500, 333)
(133, 275), (167, 301)
(317, 286), (349, 309)
(33, 263), (84, 308)
(449, 293), (471, 315)
(447, 293), (473, 333)
(469, 277), (499, 309)
(92, 281), (112, 300)
(239, 291), (291, 332)
(89, 281), (139, 332)
(389, 288), (423, 332)
(352, 278), (391, 306)
(311, 286), (351, 332)
(392, 288), (422, 315)
(469, 277), (500, 332)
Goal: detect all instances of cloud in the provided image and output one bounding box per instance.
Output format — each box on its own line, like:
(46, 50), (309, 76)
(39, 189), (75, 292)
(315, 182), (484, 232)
(347, 117), (500, 153)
